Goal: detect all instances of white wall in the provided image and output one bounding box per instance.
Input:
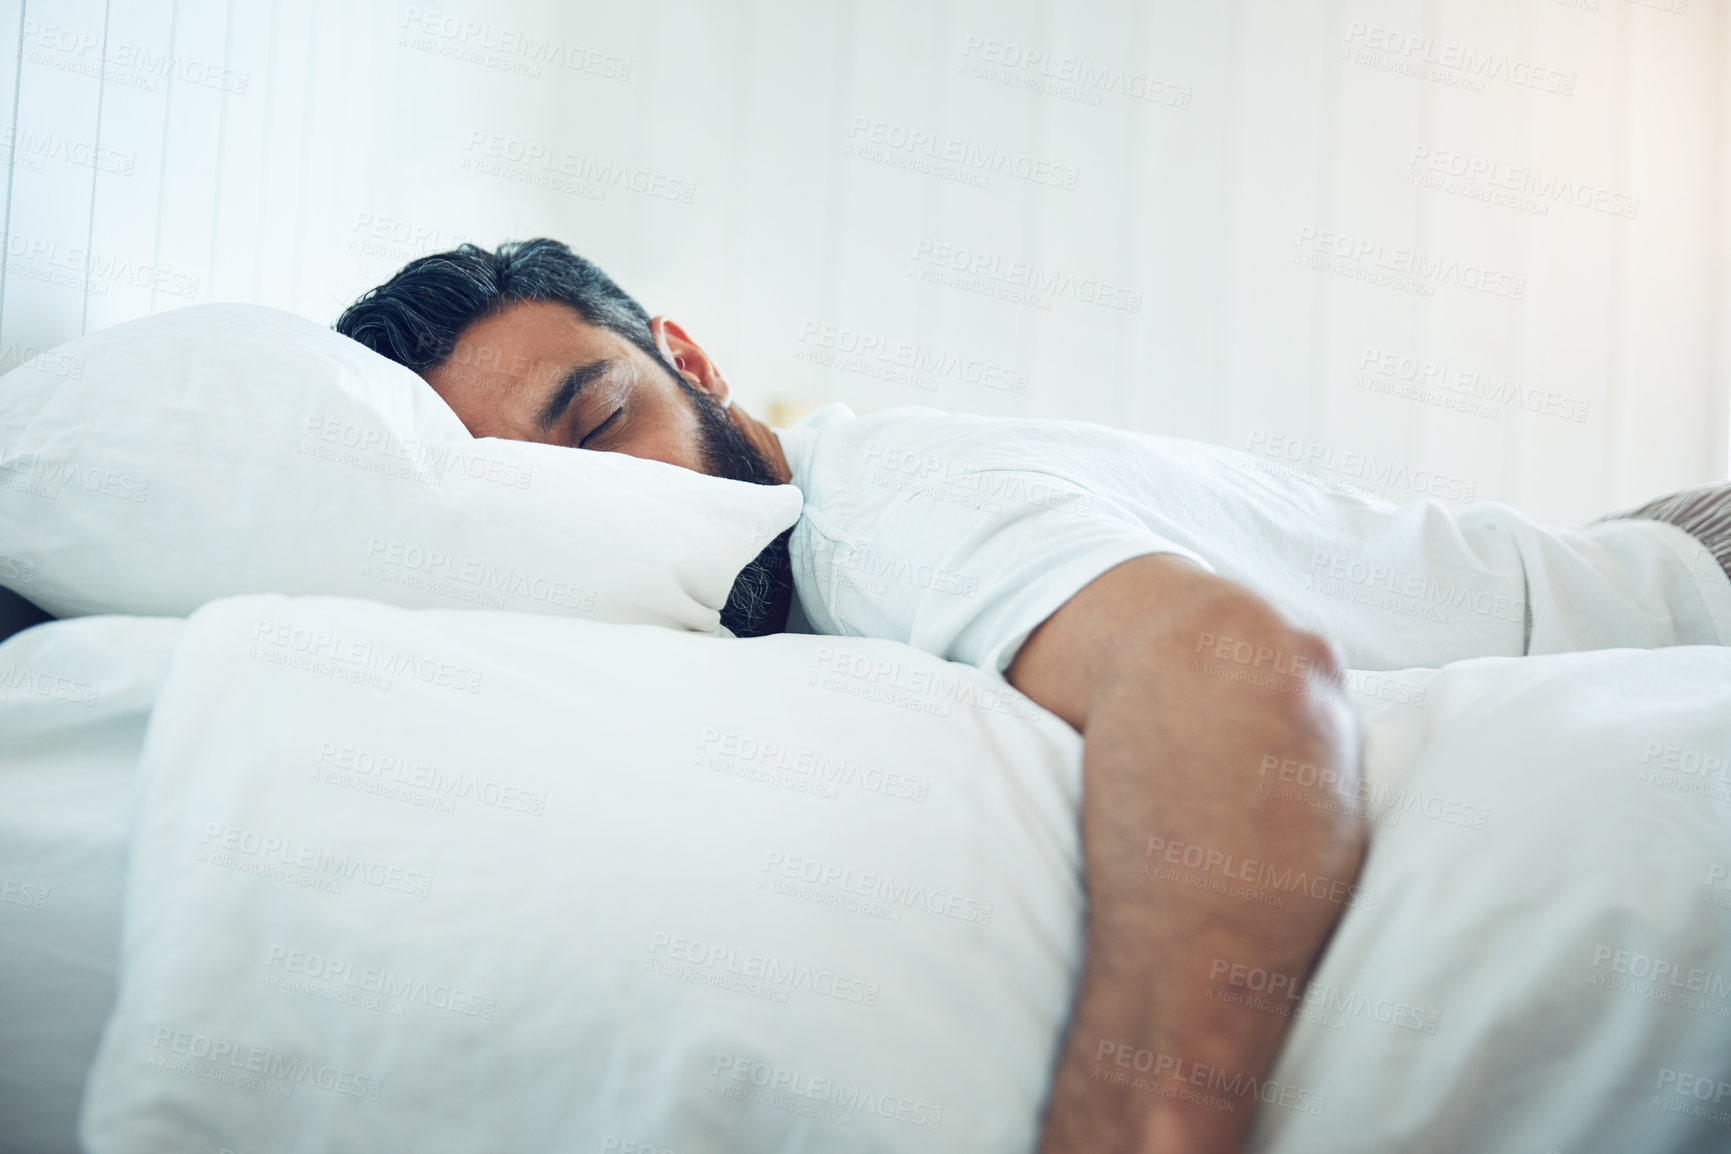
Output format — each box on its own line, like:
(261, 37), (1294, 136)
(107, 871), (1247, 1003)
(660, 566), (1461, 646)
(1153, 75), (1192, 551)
(1, 0), (1726, 522)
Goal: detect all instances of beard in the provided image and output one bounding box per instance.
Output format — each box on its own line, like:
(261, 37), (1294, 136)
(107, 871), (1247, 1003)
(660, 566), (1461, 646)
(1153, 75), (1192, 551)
(676, 378), (793, 639)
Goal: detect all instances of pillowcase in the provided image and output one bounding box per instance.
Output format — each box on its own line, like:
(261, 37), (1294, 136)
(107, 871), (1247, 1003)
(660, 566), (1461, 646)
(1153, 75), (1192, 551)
(81, 593), (1084, 1153)
(0, 304), (801, 631)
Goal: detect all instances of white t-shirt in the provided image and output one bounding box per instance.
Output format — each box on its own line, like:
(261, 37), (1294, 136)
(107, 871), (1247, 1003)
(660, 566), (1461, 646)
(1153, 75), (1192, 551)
(775, 404), (1731, 674)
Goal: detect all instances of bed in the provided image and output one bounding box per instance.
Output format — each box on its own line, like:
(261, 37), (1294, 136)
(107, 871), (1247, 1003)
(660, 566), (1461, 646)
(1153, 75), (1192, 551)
(5, 597), (1731, 1153)
(5, 306), (1730, 1153)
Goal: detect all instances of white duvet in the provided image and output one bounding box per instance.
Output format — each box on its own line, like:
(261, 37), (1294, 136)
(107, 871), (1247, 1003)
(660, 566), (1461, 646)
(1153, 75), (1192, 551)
(0, 614), (182, 1154)
(1258, 650), (1731, 1154)
(81, 595), (1086, 1154)
(27, 594), (1731, 1152)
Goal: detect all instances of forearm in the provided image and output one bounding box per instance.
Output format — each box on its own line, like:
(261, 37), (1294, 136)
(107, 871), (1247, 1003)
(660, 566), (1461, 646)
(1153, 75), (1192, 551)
(1045, 641), (1359, 1151)
(1012, 575), (1364, 1154)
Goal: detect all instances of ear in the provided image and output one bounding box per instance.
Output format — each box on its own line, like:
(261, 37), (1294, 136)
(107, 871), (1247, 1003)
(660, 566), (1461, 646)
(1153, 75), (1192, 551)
(649, 315), (731, 408)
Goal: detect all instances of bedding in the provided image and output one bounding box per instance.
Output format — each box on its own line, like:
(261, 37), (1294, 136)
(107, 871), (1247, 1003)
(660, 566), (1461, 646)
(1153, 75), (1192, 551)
(0, 614), (182, 1154)
(82, 594), (1084, 1153)
(74, 593), (1731, 1152)
(0, 304), (800, 631)
(1253, 648), (1731, 1154)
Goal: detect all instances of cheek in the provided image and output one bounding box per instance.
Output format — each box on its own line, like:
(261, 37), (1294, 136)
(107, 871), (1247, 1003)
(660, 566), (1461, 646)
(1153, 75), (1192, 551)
(613, 394), (709, 473)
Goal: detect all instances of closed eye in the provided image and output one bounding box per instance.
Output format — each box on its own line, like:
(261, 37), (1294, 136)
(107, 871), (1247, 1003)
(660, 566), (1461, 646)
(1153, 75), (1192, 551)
(537, 358), (614, 433)
(579, 407), (624, 449)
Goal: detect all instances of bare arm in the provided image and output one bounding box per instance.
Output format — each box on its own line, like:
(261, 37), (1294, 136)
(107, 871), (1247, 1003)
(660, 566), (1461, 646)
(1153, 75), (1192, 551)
(1008, 554), (1365, 1154)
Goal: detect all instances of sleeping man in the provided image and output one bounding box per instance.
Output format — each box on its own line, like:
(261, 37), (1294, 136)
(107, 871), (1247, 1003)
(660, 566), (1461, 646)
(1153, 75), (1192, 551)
(336, 239), (1731, 1154)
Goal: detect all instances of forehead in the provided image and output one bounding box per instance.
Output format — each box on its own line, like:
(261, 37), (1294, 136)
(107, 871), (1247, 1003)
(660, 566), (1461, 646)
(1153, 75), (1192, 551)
(423, 299), (621, 437)
(444, 299), (612, 378)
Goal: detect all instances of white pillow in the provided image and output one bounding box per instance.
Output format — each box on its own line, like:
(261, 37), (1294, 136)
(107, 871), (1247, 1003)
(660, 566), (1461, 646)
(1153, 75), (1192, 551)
(0, 304), (801, 631)
(81, 594), (1084, 1154)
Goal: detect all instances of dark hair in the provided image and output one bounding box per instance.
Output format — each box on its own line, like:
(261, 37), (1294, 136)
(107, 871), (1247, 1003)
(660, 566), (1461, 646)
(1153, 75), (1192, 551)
(334, 238), (662, 373)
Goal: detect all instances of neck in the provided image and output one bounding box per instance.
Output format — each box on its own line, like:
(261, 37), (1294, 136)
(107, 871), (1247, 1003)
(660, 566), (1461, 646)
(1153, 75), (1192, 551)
(736, 407), (794, 485)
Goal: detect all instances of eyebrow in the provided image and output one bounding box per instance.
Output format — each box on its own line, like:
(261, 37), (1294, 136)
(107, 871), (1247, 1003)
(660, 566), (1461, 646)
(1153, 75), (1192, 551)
(535, 358), (614, 433)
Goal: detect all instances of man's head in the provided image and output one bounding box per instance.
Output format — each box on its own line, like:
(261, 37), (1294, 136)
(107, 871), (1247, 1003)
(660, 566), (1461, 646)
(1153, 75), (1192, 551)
(335, 239), (793, 636)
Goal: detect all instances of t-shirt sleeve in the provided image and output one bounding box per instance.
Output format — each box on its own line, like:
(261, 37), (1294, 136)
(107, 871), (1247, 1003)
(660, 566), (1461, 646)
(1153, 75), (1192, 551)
(792, 464), (1210, 676)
